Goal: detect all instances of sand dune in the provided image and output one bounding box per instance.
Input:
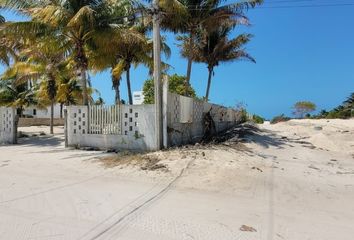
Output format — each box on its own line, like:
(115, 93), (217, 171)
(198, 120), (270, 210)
(0, 119), (353, 240)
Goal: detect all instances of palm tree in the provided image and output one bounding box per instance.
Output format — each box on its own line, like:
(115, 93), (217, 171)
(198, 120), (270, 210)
(183, 25), (255, 100)
(0, 14), (9, 66)
(0, 79), (38, 110)
(0, 79), (38, 143)
(0, 14), (19, 66)
(89, 28), (146, 104)
(1, 35), (69, 134)
(90, 25), (171, 105)
(343, 93), (354, 106)
(160, 0), (262, 95)
(56, 76), (82, 118)
(1, 0), (119, 105)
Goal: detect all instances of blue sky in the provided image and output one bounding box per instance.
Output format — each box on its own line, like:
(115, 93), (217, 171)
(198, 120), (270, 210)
(1, 1), (354, 119)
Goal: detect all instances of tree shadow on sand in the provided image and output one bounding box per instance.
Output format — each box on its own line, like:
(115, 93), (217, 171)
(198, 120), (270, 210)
(18, 135), (64, 147)
(211, 123), (291, 149)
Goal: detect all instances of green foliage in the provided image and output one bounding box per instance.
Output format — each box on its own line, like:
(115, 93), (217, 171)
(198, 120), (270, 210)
(0, 0), (261, 110)
(312, 93), (353, 119)
(181, 25), (255, 100)
(239, 109), (248, 123)
(233, 101), (248, 123)
(0, 80), (38, 110)
(94, 97), (105, 105)
(293, 101), (316, 118)
(271, 114), (291, 124)
(143, 74), (197, 104)
(252, 114), (265, 124)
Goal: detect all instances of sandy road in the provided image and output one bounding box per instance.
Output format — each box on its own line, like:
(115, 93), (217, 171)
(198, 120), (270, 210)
(0, 121), (353, 240)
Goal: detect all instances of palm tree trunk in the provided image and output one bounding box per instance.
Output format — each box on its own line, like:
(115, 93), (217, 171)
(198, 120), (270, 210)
(112, 74), (121, 104)
(14, 109), (20, 144)
(205, 67), (213, 102)
(80, 68), (89, 105)
(126, 65), (133, 105)
(76, 43), (89, 106)
(115, 84), (121, 104)
(185, 31), (194, 96)
(60, 103), (63, 119)
(50, 100), (54, 134)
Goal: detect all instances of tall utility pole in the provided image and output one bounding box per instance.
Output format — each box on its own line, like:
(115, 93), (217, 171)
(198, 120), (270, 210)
(152, 0), (163, 150)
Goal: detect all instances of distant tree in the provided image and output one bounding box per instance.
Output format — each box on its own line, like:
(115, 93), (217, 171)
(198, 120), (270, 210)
(293, 101), (316, 118)
(142, 74), (197, 104)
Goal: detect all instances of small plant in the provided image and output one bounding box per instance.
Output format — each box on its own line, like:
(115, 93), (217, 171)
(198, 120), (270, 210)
(270, 114), (291, 124)
(234, 101), (248, 123)
(252, 114), (265, 124)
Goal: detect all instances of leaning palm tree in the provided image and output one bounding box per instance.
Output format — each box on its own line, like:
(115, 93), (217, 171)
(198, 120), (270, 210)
(160, 0), (262, 94)
(183, 25), (255, 100)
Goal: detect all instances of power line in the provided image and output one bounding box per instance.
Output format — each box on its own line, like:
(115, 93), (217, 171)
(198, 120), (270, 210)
(266, 0), (353, 3)
(181, 2), (354, 10)
(182, 1), (354, 9)
(256, 3), (354, 8)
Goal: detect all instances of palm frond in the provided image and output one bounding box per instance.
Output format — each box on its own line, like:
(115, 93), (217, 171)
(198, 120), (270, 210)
(112, 60), (126, 80)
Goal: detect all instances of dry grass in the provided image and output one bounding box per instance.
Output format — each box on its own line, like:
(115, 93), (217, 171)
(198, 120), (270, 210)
(100, 151), (168, 171)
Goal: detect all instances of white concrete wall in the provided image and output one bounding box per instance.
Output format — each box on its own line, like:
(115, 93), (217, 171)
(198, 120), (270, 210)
(65, 94), (240, 151)
(0, 107), (16, 144)
(23, 104), (62, 119)
(66, 105), (156, 151)
(167, 93), (241, 146)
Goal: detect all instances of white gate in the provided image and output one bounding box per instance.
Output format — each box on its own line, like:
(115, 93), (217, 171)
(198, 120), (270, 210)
(88, 105), (121, 135)
(0, 107), (16, 144)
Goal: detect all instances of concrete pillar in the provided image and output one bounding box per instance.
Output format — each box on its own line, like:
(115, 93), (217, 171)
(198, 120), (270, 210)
(162, 75), (169, 148)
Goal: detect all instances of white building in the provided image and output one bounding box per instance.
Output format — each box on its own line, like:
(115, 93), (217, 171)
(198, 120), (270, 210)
(133, 91), (145, 105)
(22, 104), (62, 118)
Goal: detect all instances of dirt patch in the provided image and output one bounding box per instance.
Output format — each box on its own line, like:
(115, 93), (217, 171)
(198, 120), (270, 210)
(240, 225), (257, 232)
(100, 152), (168, 172)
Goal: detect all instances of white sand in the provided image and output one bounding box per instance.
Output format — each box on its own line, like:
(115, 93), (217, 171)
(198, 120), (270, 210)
(0, 119), (353, 240)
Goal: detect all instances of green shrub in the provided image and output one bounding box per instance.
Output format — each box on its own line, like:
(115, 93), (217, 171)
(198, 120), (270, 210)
(252, 114), (265, 124)
(313, 93), (353, 119)
(270, 114), (291, 124)
(239, 109), (248, 123)
(143, 74), (197, 104)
